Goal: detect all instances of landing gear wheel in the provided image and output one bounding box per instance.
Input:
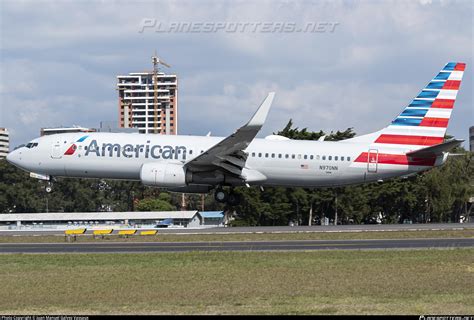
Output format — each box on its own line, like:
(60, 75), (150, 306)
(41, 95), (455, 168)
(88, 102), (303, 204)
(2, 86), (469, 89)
(214, 189), (228, 203)
(227, 192), (241, 206)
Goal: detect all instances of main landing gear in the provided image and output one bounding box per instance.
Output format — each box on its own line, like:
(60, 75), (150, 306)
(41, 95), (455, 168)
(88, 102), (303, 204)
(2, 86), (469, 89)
(214, 187), (241, 206)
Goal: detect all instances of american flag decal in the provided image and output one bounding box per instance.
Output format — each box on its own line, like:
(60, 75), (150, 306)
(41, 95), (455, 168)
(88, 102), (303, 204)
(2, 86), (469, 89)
(300, 164), (309, 169)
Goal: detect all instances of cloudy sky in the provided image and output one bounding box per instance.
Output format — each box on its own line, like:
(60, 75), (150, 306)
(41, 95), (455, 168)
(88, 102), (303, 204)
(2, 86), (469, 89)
(0, 0), (472, 149)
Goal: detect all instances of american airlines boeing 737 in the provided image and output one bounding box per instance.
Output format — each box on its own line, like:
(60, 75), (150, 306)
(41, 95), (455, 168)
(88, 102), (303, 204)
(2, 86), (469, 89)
(6, 62), (466, 205)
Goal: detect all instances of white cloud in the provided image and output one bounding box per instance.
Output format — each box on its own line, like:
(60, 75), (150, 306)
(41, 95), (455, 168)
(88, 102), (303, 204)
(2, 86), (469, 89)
(0, 0), (472, 148)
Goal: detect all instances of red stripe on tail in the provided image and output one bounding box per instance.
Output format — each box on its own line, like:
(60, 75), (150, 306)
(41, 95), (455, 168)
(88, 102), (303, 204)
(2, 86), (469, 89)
(419, 117), (449, 128)
(375, 134), (443, 146)
(454, 63), (466, 71)
(431, 99), (455, 109)
(442, 80), (461, 90)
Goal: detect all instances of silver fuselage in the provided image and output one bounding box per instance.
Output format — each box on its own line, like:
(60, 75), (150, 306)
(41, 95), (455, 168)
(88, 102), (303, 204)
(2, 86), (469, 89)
(6, 132), (442, 188)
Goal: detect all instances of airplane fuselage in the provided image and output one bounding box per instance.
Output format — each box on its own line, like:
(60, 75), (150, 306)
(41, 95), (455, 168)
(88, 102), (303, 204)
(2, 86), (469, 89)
(5, 62), (465, 204)
(6, 132), (443, 189)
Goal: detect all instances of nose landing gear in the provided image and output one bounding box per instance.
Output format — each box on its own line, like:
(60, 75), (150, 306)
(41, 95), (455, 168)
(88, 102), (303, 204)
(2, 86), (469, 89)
(214, 187), (241, 206)
(45, 181), (53, 193)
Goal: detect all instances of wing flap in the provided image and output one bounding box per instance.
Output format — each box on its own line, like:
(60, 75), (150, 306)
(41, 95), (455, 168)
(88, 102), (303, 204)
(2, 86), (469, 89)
(216, 154), (247, 168)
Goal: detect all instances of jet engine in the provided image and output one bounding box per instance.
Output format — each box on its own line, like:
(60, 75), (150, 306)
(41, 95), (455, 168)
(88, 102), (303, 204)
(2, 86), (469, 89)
(140, 162), (187, 187)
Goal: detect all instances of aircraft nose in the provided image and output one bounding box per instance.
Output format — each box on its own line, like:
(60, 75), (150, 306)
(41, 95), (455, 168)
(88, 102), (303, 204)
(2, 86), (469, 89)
(6, 150), (20, 167)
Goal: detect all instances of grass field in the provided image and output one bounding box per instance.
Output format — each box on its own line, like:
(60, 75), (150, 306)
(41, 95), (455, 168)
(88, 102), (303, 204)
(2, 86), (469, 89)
(0, 249), (472, 315)
(0, 229), (473, 243)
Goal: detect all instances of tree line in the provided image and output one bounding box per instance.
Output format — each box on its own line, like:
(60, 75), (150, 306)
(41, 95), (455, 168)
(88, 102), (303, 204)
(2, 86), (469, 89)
(0, 120), (472, 225)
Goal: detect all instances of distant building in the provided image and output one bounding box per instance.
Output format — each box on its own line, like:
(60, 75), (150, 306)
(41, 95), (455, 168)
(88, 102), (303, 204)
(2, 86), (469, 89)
(200, 211), (225, 227)
(98, 121), (139, 134)
(117, 59), (178, 135)
(0, 128), (9, 159)
(470, 126), (474, 152)
(41, 126), (96, 136)
(0, 211), (227, 230)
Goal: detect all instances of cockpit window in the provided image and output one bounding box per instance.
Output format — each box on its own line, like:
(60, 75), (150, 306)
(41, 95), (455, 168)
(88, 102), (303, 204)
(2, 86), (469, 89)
(25, 142), (39, 149)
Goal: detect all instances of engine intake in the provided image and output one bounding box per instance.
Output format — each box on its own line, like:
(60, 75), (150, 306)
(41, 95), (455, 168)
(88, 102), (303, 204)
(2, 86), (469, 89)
(140, 162), (187, 188)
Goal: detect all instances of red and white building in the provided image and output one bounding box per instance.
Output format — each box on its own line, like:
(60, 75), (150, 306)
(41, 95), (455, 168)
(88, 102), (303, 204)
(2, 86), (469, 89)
(0, 128), (9, 159)
(117, 71), (178, 135)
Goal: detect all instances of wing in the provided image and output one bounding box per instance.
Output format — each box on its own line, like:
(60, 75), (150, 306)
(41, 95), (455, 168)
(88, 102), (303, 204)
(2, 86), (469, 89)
(184, 92), (275, 179)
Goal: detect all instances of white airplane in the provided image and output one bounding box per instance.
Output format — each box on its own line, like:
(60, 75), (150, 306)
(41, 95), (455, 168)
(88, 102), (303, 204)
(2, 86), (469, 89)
(7, 62), (466, 205)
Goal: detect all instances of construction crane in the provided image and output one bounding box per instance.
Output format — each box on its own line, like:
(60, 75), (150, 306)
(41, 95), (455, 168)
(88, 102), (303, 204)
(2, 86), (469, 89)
(151, 51), (171, 134)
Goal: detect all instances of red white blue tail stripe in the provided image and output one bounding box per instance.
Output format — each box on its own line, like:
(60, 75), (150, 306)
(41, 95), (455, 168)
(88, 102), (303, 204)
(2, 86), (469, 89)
(353, 62), (465, 168)
(375, 62), (465, 150)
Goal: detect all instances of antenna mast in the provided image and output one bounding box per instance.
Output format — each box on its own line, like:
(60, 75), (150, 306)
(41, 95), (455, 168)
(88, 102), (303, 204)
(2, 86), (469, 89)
(151, 51), (171, 134)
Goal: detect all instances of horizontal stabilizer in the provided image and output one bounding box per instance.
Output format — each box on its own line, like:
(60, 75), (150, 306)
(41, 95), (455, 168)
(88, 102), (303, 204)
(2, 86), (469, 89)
(406, 139), (463, 158)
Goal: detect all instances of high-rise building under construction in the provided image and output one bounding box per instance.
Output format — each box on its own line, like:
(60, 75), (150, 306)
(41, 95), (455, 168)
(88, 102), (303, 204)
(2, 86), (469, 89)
(117, 54), (177, 134)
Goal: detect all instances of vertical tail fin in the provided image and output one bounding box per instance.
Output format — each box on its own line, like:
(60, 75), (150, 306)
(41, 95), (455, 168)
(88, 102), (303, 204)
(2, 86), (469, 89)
(375, 62), (466, 150)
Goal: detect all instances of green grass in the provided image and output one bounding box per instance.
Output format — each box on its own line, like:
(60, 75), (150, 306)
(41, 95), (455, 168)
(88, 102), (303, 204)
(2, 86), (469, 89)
(0, 249), (472, 314)
(0, 229), (472, 243)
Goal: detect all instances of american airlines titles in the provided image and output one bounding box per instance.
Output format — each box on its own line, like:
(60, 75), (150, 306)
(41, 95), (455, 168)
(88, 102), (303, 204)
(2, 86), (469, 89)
(84, 140), (187, 160)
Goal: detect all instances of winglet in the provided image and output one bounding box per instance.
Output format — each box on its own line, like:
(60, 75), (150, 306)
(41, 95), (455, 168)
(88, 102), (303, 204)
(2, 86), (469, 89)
(246, 92), (275, 128)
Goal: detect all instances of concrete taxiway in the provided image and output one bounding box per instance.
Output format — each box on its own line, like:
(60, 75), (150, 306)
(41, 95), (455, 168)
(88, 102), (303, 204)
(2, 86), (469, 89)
(0, 222), (472, 236)
(0, 238), (472, 254)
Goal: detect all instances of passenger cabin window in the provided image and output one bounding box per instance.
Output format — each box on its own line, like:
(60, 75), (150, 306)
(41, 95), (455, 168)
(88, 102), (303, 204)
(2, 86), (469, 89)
(271, 153), (275, 158)
(285, 154), (289, 159)
(252, 152), (255, 157)
(328, 156), (332, 160)
(278, 154), (282, 158)
(322, 156), (326, 160)
(291, 154), (295, 159)
(347, 157), (351, 161)
(335, 156), (338, 161)
(304, 155), (307, 160)
(310, 155), (314, 160)
(341, 156), (344, 161)
(265, 153), (269, 158)
(258, 153), (262, 157)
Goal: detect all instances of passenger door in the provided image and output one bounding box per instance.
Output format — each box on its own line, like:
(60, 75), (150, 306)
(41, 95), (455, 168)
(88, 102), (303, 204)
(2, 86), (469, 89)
(367, 149), (378, 173)
(51, 141), (62, 159)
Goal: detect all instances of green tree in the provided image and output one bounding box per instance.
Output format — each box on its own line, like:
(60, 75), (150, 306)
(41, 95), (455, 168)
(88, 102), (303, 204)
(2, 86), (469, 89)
(135, 193), (176, 211)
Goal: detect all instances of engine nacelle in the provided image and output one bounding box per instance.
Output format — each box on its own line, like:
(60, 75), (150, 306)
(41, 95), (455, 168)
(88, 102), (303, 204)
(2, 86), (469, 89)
(140, 162), (187, 188)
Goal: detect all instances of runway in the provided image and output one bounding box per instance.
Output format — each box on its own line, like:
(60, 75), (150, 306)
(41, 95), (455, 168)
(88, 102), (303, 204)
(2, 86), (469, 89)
(1, 222), (472, 236)
(0, 238), (472, 254)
